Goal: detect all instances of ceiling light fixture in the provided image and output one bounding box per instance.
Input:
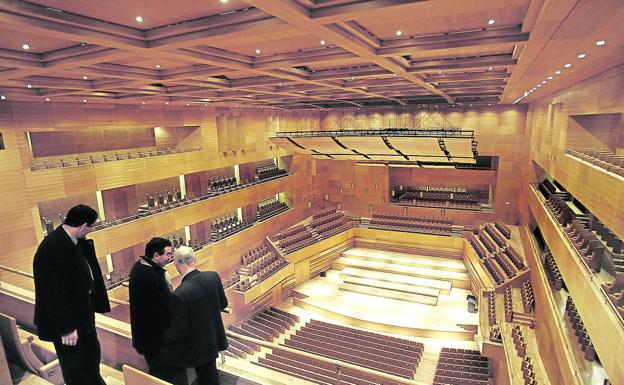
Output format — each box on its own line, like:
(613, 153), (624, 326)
(165, 102), (169, 105)
(22, 43), (30, 50)
(564, 63), (572, 68)
(395, 30), (402, 36)
(255, 48), (261, 54)
(220, 0), (229, 3)
(488, 19), (496, 25)
(577, 53), (586, 59)
(83, 99), (87, 102)
(537, 84), (542, 88)
(541, 80), (547, 84)
(320, 40), (326, 46)
(45, 98), (50, 101)
(142, 101), (145, 104)
(155, 64), (161, 68)
(595, 40), (606, 46)
(555, 70), (561, 75)
(1, 96), (6, 100)
(547, 76), (553, 80)
(27, 84), (32, 88)
(488, 67), (493, 71)
(135, 16), (143, 23)
(83, 76), (88, 80)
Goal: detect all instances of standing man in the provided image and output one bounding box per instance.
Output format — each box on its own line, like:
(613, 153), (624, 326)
(164, 246), (229, 385)
(33, 204), (110, 385)
(129, 237), (180, 381)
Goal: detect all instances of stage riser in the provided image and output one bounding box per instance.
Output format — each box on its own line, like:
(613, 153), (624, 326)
(342, 276), (441, 297)
(339, 283), (439, 306)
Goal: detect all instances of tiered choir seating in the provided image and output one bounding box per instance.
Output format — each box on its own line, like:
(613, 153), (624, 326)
(236, 246), (288, 291)
(257, 199), (289, 221)
(588, 215), (624, 272)
(521, 281), (535, 313)
(520, 356), (538, 385)
(211, 214), (252, 241)
(309, 210), (355, 238)
(564, 219), (605, 272)
(434, 347), (490, 385)
(395, 186), (482, 210)
(564, 297), (596, 361)
(544, 253), (563, 290)
(282, 317), (423, 379)
(538, 179), (557, 199)
(469, 234), (506, 286)
(567, 148), (624, 177)
(485, 223), (507, 248)
(257, 163), (288, 180)
(370, 212), (453, 236)
(504, 287), (513, 322)
(486, 291), (496, 326)
(503, 245), (526, 271)
(477, 228), (497, 253)
(489, 325), (502, 343)
(511, 325), (527, 358)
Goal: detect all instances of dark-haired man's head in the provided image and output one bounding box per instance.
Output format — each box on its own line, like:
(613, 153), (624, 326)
(144, 237), (173, 267)
(63, 204), (98, 238)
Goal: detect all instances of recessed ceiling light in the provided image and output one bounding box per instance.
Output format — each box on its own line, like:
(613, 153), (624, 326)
(22, 43), (30, 50)
(488, 67), (493, 71)
(577, 53), (586, 59)
(488, 19), (496, 25)
(165, 102), (169, 105)
(555, 70), (561, 75)
(393, 74), (397, 77)
(27, 84), (32, 88)
(83, 99), (87, 102)
(537, 84), (542, 88)
(255, 48), (261, 54)
(547, 76), (553, 80)
(186, 103), (189, 106)
(564, 63), (572, 68)
(541, 80), (547, 84)
(155, 64), (161, 68)
(320, 40), (326, 46)
(45, 98), (50, 101)
(135, 16), (143, 23)
(220, 0), (228, 3)
(142, 101), (145, 104)
(488, 103), (492, 106)
(438, 70), (442, 74)
(278, 83), (283, 86)
(83, 76), (88, 80)
(595, 40), (606, 46)
(351, 77), (355, 80)
(1, 96), (6, 100)
(395, 30), (402, 36)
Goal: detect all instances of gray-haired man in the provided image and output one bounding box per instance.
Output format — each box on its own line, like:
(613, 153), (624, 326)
(163, 246), (229, 385)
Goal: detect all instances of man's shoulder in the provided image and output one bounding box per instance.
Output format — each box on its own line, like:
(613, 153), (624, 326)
(129, 260), (157, 279)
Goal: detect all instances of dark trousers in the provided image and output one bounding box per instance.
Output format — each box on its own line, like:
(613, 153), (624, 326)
(145, 353), (188, 385)
(53, 326), (106, 385)
(195, 359), (219, 385)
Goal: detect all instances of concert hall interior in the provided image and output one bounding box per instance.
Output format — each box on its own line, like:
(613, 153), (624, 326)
(0, 1), (623, 385)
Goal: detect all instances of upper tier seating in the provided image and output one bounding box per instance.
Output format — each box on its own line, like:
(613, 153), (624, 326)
(521, 281), (535, 313)
(236, 246), (288, 291)
(564, 219), (606, 273)
(370, 212), (453, 236)
(565, 297), (596, 361)
(257, 199), (289, 221)
(545, 194), (576, 226)
(544, 253), (563, 290)
(395, 185), (482, 210)
(309, 210), (356, 238)
(208, 174), (237, 191)
(567, 148), (624, 177)
(256, 163), (288, 180)
(434, 347), (490, 385)
(211, 214), (253, 242)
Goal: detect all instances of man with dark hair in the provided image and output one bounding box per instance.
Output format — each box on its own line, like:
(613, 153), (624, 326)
(163, 246), (228, 385)
(33, 204), (110, 385)
(129, 237), (182, 382)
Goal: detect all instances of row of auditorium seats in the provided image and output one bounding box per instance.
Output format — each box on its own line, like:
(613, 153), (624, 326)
(208, 174), (237, 191)
(495, 221), (512, 239)
(395, 185), (482, 211)
(277, 228), (315, 254)
(228, 307), (299, 343)
(520, 356), (538, 385)
(567, 148), (624, 177)
(486, 291), (496, 326)
(310, 210), (355, 238)
(565, 297), (597, 361)
(257, 199), (289, 221)
(399, 197), (481, 210)
(211, 214), (252, 241)
(236, 246), (288, 291)
(511, 325), (527, 358)
(565, 219), (606, 272)
(504, 287), (513, 322)
(489, 324), (502, 343)
(274, 224), (307, 240)
(257, 163), (288, 180)
(145, 188), (184, 209)
(241, 245), (268, 266)
(538, 179), (557, 200)
(283, 317), (423, 379)
(544, 253), (563, 290)
(370, 213), (453, 236)
(521, 281), (535, 313)
(434, 347), (490, 385)
(545, 194), (576, 226)
(469, 234), (507, 286)
(588, 215), (624, 255)
(312, 207), (337, 219)
(30, 147), (200, 170)
(493, 250), (517, 278)
(504, 245), (526, 271)
(477, 228), (497, 253)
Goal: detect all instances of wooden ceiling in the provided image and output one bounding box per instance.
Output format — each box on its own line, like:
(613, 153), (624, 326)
(0, 0), (622, 109)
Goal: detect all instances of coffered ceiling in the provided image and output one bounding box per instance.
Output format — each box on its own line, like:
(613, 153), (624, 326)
(0, 0), (622, 109)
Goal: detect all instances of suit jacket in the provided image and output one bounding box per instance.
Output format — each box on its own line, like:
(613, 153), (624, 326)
(163, 270), (228, 366)
(129, 258), (172, 356)
(33, 226), (110, 341)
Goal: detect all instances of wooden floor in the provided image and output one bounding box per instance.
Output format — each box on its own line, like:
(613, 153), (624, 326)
(292, 247), (478, 340)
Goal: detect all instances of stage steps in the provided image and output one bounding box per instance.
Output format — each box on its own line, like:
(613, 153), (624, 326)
(339, 283), (438, 305)
(343, 276), (440, 297)
(343, 248), (468, 273)
(333, 256), (470, 289)
(340, 267), (452, 294)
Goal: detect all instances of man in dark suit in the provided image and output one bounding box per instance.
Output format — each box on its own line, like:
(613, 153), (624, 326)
(33, 204), (111, 385)
(129, 237), (184, 382)
(163, 246), (229, 385)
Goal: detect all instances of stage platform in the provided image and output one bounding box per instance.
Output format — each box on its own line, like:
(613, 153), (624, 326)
(293, 245), (479, 341)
